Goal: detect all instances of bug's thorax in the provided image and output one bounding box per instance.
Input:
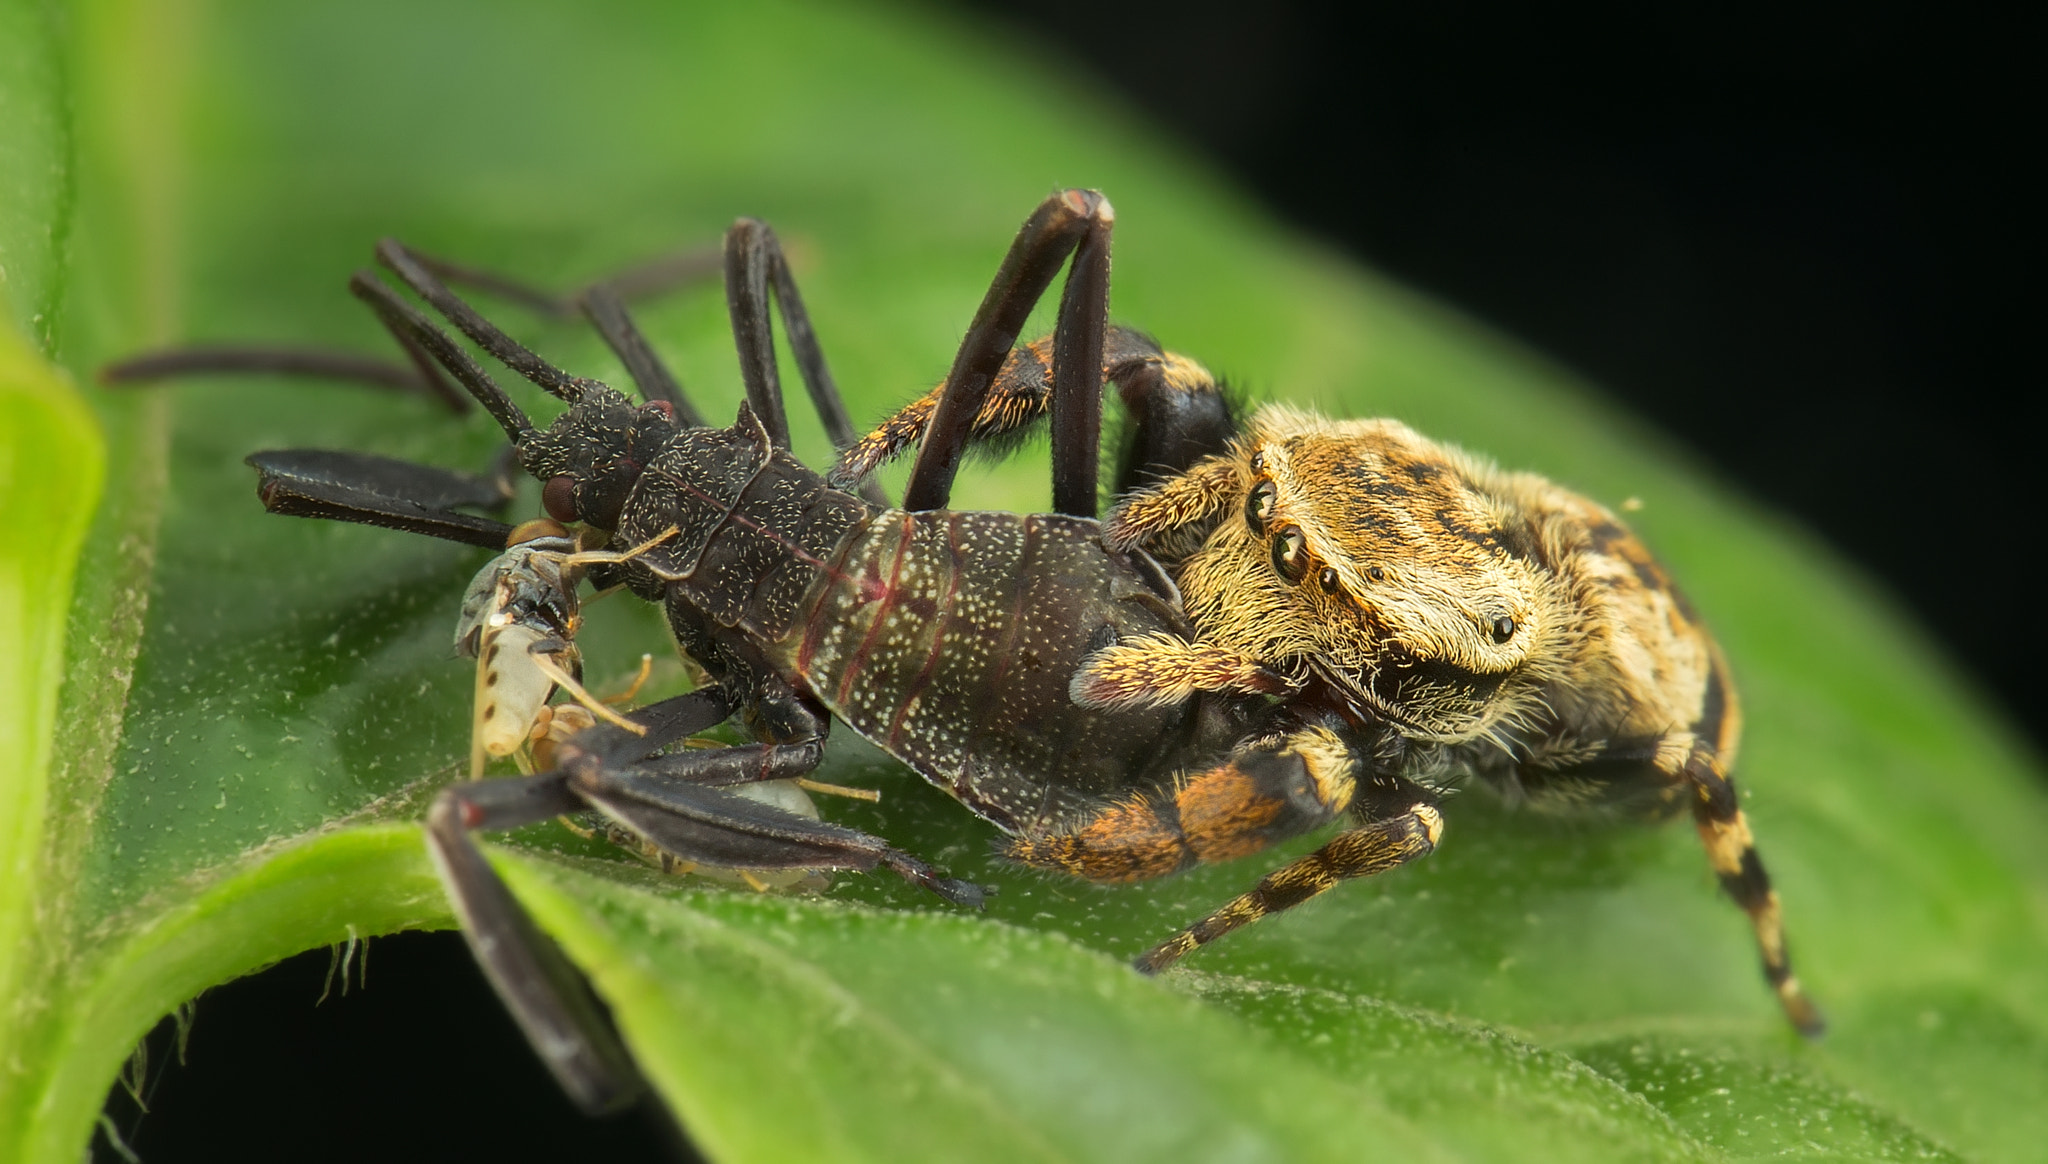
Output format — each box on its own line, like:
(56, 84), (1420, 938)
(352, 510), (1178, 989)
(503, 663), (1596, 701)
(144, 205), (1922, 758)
(519, 386), (683, 532)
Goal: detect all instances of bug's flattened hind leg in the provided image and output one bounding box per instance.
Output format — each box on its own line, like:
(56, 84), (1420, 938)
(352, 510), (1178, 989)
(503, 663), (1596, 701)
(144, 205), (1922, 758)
(1009, 727), (1360, 883)
(560, 730), (987, 908)
(425, 773), (644, 1115)
(1133, 782), (1443, 975)
(245, 449), (516, 548)
(722, 218), (890, 506)
(1689, 755), (1825, 1036)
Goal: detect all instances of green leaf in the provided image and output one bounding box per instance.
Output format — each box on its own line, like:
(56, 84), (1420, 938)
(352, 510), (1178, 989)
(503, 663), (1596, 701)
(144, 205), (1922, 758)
(7, 0), (2046, 1160)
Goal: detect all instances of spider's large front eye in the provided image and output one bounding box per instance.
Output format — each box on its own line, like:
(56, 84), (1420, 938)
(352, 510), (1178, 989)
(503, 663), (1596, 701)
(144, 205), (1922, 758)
(1271, 524), (1307, 583)
(1245, 480), (1277, 535)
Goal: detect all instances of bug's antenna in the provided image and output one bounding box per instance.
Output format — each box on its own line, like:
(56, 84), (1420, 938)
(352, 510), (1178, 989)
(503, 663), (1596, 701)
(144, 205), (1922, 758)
(376, 240), (603, 405)
(349, 272), (535, 441)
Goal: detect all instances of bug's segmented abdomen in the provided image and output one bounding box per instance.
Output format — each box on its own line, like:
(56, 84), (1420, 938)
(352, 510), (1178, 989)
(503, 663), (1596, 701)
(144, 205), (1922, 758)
(775, 509), (1196, 835)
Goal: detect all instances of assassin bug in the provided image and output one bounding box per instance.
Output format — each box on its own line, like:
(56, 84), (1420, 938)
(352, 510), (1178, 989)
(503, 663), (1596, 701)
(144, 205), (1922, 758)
(108, 188), (1818, 1116)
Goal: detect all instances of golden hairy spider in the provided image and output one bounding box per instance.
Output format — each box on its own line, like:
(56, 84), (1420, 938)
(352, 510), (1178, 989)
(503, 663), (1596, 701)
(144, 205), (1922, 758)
(849, 347), (1820, 1040)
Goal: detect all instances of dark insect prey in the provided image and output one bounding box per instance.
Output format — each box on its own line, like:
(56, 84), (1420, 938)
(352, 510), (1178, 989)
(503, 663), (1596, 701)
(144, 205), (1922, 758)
(106, 189), (1819, 1117)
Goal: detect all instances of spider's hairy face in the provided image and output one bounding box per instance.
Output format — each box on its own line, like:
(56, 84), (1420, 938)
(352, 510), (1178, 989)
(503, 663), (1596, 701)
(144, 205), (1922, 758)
(1174, 407), (1564, 741)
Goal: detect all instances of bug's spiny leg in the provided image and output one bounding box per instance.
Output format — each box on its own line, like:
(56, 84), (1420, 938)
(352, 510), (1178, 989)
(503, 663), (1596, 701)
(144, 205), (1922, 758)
(834, 328), (1227, 494)
(723, 219), (890, 505)
(1010, 727), (1358, 883)
(244, 449), (515, 548)
(902, 190), (1111, 513)
(348, 271), (536, 440)
(1133, 784), (1443, 975)
(723, 219), (795, 451)
(1689, 756), (1825, 1036)
(425, 773), (644, 1115)
(580, 283), (699, 423)
(1049, 196), (1111, 518)
(375, 240), (608, 404)
(99, 345), (473, 414)
(401, 243), (725, 318)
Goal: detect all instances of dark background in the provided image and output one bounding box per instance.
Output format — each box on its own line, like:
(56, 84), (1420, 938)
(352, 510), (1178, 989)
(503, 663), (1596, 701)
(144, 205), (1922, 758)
(107, 3), (2037, 1160)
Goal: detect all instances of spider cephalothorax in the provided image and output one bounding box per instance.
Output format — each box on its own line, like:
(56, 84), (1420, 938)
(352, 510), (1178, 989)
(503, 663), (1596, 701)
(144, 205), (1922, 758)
(1098, 405), (1572, 743)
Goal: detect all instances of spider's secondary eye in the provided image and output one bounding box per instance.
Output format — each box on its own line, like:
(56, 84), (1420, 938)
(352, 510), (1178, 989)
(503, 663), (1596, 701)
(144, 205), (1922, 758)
(1368, 565), (1387, 582)
(542, 475), (579, 523)
(1245, 480), (1277, 535)
(1318, 566), (1343, 594)
(1491, 616), (1517, 644)
(1272, 525), (1307, 583)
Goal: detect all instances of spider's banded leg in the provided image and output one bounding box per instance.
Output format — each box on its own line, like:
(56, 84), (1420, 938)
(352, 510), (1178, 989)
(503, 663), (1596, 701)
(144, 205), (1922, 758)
(1689, 756), (1825, 1036)
(1134, 780), (1444, 975)
(244, 449), (516, 548)
(1008, 727), (1358, 883)
(722, 219), (889, 506)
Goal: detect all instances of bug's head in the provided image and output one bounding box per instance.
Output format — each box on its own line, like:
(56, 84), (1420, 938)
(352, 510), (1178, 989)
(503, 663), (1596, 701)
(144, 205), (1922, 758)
(517, 386), (680, 532)
(1173, 408), (1560, 741)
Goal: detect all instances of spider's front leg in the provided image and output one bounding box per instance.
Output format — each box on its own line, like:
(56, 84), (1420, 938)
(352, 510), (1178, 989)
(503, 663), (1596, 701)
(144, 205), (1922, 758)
(1005, 724), (1437, 974)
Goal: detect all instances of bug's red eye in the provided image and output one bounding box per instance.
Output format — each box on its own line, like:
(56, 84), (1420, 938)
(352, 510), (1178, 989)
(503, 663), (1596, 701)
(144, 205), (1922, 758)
(642, 400), (675, 422)
(542, 475), (578, 523)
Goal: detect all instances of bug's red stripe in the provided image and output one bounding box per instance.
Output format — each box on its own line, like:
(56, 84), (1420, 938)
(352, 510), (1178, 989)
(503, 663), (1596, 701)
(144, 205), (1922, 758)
(835, 512), (916, 707)
(884, 512), (967, 751)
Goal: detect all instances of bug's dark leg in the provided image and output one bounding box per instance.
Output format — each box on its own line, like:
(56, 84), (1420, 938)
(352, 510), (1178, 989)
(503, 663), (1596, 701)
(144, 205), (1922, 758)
(347, 271), (538, 441)
(424, 689), (739, 1113)
(99, 345), (471, 413)
(833, 328), (1236, 499)
(1130, 776), (1444, 974)
(245, 449), (516, 548)
(426, 770), (644, 1115)
(898, 189), (1113, 515)
(392, 246), (716, 420)
(579, 283), (698, 422)
(399, 244), (725, 320)
(721, 219), (891, 506)
(585, 682), (985, 907)
(374, 240), (608, 405)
